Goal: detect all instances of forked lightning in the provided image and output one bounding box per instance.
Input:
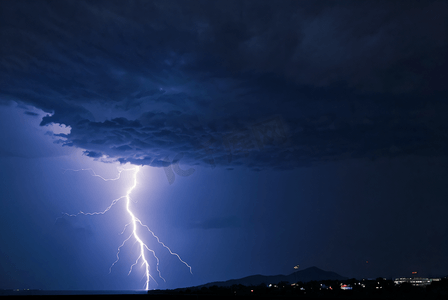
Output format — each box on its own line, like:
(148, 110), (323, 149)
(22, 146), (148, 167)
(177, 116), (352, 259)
(60, 166), (192, 290)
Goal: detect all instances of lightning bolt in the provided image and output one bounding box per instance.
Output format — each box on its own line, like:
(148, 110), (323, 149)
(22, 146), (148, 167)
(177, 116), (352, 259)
(60, 165), (192, 290)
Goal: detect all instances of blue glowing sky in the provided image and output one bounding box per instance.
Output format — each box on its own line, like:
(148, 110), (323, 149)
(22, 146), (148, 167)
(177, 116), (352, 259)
(0, 0), (447, 290)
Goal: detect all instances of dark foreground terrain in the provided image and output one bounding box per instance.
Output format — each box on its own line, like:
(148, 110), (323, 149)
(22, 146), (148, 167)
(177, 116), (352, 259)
(2, 277), (447, 299)
(145, 278), (447, 300)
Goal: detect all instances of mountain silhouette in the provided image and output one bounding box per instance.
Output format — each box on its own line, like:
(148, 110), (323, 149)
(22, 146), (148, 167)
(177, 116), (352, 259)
(200, 266), (347, 288)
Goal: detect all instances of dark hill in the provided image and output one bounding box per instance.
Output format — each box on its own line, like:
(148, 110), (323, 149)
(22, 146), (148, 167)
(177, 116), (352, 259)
(200, 266), (347, 288)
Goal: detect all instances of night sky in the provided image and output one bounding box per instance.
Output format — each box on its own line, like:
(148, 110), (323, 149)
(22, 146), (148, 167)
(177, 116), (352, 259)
(1, 0), (447, 291)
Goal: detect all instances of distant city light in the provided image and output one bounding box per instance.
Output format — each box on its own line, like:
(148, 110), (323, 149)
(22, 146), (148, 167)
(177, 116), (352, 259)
(394, 277), (435, 287)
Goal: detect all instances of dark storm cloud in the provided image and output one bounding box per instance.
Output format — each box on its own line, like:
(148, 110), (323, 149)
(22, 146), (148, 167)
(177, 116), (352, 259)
(0, 0), (447, 169)
(83, 150), (103, 158)
(24, 111), (39, 117)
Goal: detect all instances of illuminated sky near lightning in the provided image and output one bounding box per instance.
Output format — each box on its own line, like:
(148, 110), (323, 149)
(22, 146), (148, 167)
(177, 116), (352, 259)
(1, 0), (448, 291)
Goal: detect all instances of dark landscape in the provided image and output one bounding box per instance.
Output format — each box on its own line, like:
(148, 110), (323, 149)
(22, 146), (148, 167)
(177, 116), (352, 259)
(3, 267), (447, 299)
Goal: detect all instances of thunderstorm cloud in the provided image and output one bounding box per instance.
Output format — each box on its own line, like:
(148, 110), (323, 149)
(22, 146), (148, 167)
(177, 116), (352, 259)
(1, 0), (447, 170)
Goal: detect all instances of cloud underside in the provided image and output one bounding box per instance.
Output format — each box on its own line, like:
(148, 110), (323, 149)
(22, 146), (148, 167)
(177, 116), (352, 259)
(0, 0), (447, 170)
